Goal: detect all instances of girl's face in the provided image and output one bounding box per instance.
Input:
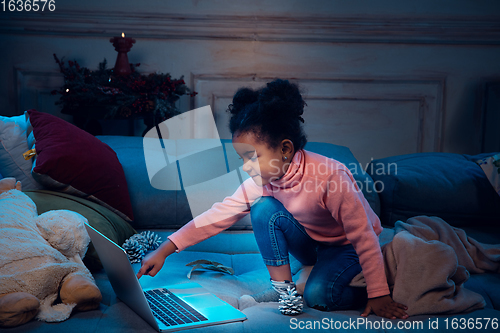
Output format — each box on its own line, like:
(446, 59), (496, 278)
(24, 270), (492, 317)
(232, 132), (292, 186)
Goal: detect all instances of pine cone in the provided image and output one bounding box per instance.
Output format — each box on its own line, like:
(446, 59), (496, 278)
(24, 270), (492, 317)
(122, 231), (162, 263)
(278, 287), (303, 316)
(128, 233), (149, 249)
(122, 238), (146, 264)
(140, 231), (162, 251)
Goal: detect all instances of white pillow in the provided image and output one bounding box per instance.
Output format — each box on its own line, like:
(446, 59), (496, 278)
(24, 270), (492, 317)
(0, 112), (43, 190)
(477, 153), (500, 197)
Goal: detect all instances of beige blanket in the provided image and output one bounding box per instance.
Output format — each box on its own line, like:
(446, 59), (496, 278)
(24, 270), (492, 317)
(350, 216), (500, 316)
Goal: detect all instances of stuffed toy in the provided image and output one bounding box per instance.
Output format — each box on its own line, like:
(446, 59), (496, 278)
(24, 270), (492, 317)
(0, 177), (102, 327)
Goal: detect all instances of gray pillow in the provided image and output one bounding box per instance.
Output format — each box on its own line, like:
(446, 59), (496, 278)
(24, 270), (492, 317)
(368, 152), (500, 227)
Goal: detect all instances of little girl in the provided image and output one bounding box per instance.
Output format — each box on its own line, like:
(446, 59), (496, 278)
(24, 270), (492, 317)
(137, 79), (408, 319)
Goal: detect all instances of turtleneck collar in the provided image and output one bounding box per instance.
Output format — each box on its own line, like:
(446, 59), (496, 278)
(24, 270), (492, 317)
(268, 150), (304, 189)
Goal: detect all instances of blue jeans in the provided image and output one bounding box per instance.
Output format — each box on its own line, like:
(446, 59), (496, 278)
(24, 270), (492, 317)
(250, 196), (367, 311)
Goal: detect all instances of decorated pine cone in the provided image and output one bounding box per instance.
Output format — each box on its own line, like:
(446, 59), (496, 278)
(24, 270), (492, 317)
(122, 238), (147, 263)
(122, 231), (162, 263)
(278, 286), (304, 316)
(127, 233), (149, 249)
(140, 231), (162, 251)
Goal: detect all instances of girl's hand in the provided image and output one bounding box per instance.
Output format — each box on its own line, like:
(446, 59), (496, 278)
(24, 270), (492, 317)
(136, 249), (166, 279)
(361, 295), (408, 319)
(136, 240), (178, 279)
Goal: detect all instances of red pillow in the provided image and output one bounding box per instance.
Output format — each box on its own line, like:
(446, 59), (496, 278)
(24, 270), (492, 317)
(28, 110), (134, 222)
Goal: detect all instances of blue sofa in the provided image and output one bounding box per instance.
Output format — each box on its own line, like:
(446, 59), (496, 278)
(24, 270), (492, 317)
(3, 136), (500, 333)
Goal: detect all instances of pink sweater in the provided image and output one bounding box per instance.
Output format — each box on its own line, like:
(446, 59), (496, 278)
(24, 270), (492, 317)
(168, 149), (390, 298)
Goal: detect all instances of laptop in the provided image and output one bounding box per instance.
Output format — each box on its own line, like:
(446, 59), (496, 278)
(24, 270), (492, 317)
(84, 223), (247, 332)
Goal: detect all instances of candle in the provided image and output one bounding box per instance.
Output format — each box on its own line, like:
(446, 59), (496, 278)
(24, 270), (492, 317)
(110, 32), (136, 75)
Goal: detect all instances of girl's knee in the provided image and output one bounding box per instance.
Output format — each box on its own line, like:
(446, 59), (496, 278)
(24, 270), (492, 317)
(303, 281), (330, 310)
(250, 196), (283, 223)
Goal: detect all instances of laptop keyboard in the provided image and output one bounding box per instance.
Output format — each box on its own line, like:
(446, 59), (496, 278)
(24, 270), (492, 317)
(145, 288), (208, 327)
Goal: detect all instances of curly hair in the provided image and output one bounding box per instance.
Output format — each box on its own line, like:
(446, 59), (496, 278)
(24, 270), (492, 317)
(227, 79), (307, 151)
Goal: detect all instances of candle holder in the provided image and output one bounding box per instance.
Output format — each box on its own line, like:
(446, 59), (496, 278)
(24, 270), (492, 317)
(110, 33), (136, 75)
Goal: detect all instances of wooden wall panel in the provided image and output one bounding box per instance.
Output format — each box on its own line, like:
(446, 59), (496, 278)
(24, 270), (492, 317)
(1, 0), (500, 157)
(193, 76), (444, 165)
(479, 82), (500, 152)
(15, 69), (68, 121)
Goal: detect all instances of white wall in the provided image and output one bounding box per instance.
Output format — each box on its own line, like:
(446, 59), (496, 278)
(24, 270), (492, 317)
(1, 0), (500, 165)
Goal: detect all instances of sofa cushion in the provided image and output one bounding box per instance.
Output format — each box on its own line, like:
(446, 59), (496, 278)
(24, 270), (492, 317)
(98, 136), (264, 230)
(27, 110), (134, 222)
(97, 135), (189, 230)
(368, 152), (500, 227)
(0, 112), (42, 190)
(99, 136), (380, 230)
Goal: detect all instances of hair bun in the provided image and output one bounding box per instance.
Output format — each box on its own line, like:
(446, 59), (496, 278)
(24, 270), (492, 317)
(259, 79), (305, 121)
(228, 78), (307, 151)
(228, 87), (259, 114)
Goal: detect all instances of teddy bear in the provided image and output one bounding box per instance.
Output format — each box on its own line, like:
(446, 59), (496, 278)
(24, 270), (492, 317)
(0, 177), (102, 327)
